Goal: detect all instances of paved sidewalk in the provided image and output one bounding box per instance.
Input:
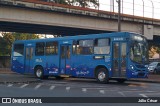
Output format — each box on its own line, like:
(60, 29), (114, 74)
(0, 68), (15, 74)
(0, 68), (40, 83)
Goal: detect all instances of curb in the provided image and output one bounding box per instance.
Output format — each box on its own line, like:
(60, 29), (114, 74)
(0, 72), (17, 74)
(129, 79), (160, 83)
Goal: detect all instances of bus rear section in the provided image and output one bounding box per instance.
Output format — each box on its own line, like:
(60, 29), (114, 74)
(11, 43), (25, 74)
(11, 42), (35, 74)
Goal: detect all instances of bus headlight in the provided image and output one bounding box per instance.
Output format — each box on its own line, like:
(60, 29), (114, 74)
(130, 65), (134, 70)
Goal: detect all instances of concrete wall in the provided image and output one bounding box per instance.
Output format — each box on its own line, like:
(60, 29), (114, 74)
(0, 6), (142, 33)
(144, 25), (154, 39)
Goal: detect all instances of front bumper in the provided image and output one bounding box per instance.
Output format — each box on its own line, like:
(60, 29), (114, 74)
(129, 70), (148, 78)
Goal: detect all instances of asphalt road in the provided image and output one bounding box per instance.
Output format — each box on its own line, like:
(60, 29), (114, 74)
(0, 77), (160, 106)
(0, 77), (160, 97)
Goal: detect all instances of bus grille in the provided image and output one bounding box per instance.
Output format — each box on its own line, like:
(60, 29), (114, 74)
(137, 70), (145, 72)
(135, 65), (145, 68)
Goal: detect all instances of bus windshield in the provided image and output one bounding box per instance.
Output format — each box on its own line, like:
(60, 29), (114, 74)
(130, 36), (148, 64)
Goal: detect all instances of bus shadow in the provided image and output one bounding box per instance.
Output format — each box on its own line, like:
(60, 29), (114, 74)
(44, 77), (132, 86)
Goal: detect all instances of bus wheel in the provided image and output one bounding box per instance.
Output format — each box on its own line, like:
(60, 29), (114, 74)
(96, 68), (109, 84)
(35, 67), (46, 79)
(117, 79), (126, 83)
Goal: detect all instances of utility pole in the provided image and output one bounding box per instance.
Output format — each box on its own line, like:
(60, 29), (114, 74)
(117, 0), (121, 32)
(110, 0), (114, 12)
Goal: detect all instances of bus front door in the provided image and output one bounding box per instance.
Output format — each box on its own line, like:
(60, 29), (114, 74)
(60, 45), (71, 75)
(112, 42), (127, 78)
(25, 47), (33, 73)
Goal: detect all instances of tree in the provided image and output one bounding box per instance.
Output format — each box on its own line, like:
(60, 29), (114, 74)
(149, 46), (157, 58)
(155, 46), (160, 59)
(12, 32), (39, 40)
(0, 32), (15, 56)
(0, 32), (39, 56)
(149, 43), (160, 59)
(74, 0), (99, 8)
(0, 36), (8, 56)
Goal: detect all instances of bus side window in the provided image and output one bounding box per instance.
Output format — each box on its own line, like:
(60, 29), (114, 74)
(13, 44), (24, 56)
(78, 40), (93, 55)
(35, 42), (45, 56)
(46, 41), (58, 55)
(94, 38), (110, 54)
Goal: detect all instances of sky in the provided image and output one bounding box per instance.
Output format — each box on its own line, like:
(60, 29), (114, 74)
(99, 0), (160, 19)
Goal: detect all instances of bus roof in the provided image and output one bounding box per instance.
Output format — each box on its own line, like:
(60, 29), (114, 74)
(13, 32), (142, 43)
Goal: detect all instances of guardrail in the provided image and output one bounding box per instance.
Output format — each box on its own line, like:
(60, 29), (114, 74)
(0, 0), (160, 25)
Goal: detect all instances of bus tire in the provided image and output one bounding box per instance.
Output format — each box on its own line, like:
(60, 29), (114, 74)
(35, 66), (48, 79)
(96, 68), (109, 84)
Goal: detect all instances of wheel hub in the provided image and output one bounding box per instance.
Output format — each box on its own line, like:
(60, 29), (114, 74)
(98, 72), (106, 81)
(36, 69), (42, 78)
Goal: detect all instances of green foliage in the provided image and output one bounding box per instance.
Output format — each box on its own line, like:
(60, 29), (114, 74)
(74, 0), (99, 8)
(0, 37), (8, 56)
(48, 0), (99, 8)
(12, 33), (39, 40)
(0, 32), (39, 56)
(148, 42), (160, 58)
(53, 0), (68, 4)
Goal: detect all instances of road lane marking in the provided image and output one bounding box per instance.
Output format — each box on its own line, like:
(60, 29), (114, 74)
(118, 92), (126, 97)
(49, 86), (55, 90)
(7, 84), (13, 87)
(34, 84), (42, 90)
(82, 88), (87, 92)
(99, 90), (105, 94)
(66, 87), (70, 91)
(139, 94), (148, 98)
(20, 84), (29, 88)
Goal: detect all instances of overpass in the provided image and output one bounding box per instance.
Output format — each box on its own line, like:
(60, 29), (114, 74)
(0, 0), (160, 39)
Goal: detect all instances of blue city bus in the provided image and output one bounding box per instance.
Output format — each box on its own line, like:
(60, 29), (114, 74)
(11, 32), (148, 83)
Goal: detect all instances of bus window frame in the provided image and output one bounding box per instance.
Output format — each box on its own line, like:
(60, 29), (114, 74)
(35, 42), (45, 56)
(13, 43), (24, 57)
(94, 38), (111, 55)
(45, 41), (58, 56)
(72, 39), (94, 55)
